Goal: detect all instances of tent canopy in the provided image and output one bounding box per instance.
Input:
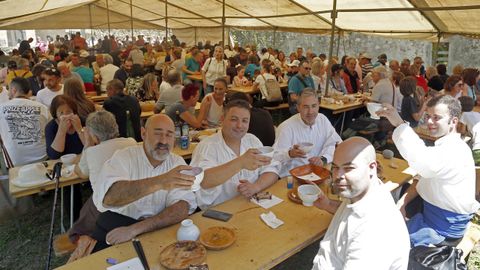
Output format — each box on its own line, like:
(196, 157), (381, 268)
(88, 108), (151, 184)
(0, 0), (479, 39)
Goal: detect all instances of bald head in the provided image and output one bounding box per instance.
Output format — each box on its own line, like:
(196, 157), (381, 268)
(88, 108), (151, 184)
(145, 114), (174, 131)
(335, 137), (376, 165)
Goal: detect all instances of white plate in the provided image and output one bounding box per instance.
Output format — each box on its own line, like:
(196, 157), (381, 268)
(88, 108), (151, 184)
(12, 178), (51, 188)
(296, 172), (321, 181)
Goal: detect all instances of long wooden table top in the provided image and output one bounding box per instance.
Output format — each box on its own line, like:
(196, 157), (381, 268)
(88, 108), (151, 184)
(141, 102), (202, 120)
(229, 82), (288, 95)
(87, 94), (108, 104)
(319, 99), (365, 115)
(57, 153), (411, 270)
(9, 144), (197, 198)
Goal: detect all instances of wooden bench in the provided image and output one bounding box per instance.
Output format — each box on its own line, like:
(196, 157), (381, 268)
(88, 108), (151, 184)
(264, 103), (289, 126)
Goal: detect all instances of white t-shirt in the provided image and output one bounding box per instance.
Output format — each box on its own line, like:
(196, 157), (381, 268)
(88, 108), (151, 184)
(255, 73), (276, 100)
(0, 98), (51, 166)
(394, 85), (403, 113)
(94, 145), (197, 219)
(371, 78), (394, 105)
(78, 137), (137, 187)
(204, 93), (223, 127)
(159, 81), (171, 95)
(190, 131), (279, 209)
(100, 64), (119, 92)
(202, 58), (227, 86)
(36, 86), (64, 108)
(312, 180), (410, 270)
(393, 123), (480, 214)
(0, 86), (8, 104)
(460, 112), (480, 150)
(273, 113), (342, 177)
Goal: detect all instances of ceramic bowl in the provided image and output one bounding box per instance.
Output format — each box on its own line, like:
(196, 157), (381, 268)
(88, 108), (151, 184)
(297, 184), (320, 207)
(382, 149), (394, 159)
(298, 142), (314, 153)
(258, 146), (274, 158)
(181, 167), (204, 192)
(366, 103), (383, 120)
(60, 154), (77, 165)
(289, 164), (331, 185)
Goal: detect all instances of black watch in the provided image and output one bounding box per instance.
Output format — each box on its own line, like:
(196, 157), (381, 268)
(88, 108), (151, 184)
(320, 156), (328, 165)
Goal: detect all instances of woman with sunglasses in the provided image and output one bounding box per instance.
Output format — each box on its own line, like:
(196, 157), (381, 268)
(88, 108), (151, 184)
(442, 75), (465, 99)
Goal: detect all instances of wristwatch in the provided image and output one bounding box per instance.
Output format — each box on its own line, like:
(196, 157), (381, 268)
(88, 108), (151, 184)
(320, 156), (328, 165)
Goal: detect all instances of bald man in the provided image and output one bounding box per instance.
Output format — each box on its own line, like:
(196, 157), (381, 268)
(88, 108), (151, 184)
(91, 114), (197, 252)
(312, 137), (410, 270)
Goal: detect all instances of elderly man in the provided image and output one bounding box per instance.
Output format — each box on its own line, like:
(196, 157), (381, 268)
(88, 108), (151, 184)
(99, 54), (119, 92)
(190, 99), (279, 209)
(0, 77), (50, 166)
(5, 58), (32, 85)
(91, 114), (196, 251)
(155, 70), (183, 113)
(288, 60), (315, 114)
(202, 46), (228, 95)
(57, 61), (83, 84)
(69, 111), (137, 242)
(377, 95), (480, 247)
(359, 53), (373, 79)
(36, 68), (63, 108)
(312, 137), (410, 269)
(103, 79), (142, 142)
(274, 89), (341, 177)
(369, 66), (395, 105)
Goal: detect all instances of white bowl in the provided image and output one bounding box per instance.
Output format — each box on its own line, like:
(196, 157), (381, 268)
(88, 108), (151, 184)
(180, 167), (204, 192)
(298, 142), (314, 154)
(297, 184), (320, 207)
(60, 154), (77, 165)
(258, 146), (274, 158)
(366, 103), (383, 120)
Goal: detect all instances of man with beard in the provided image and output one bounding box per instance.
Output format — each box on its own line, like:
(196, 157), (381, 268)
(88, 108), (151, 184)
(311, 137), (410, 269)
(36, 68), (63, 108)
(91, 114), (197, 252)
(273, 89), (341, 177)
(113, 58), (133, 85)
(190, 99), (280, 209)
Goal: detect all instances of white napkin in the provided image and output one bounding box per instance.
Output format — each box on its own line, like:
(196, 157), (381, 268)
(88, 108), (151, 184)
(260, 211), (284, 229)
(296, 172), (321, 181)
(250, 195), (283, 209)
(107, 257), (144, 270)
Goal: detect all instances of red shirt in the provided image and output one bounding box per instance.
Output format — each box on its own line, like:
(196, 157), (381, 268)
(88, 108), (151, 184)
(416, 75), (428, 93)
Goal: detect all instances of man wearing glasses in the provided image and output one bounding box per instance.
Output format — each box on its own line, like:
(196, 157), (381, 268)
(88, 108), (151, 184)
(288, 60), (314, 114)
(377, 95), (479, 247)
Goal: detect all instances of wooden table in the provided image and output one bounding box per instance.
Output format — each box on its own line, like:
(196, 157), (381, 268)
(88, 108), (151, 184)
(474, 106), (480, 113)
(141, 102), (202, 120)
(187, 74), (203, 81)
(319, 97), (365, 133)
(57, 154), (412, 270)
(87, 94), (108, 104)
(228, 82), (288, 95)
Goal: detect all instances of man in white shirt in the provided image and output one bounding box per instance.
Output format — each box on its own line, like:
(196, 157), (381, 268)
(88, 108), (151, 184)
(273, 89), (342, 177)
(202, 46), (228, 95)
(91, 114), (197, 251)
(190, 99), (279, 209)
(36, 68), (63, 108)
(369, 66), (395, 105)
(99, 54), (119, 92)
(377, 95), (480, 247)
(0, 77), (50, 166)
(312, 137), (410, 269)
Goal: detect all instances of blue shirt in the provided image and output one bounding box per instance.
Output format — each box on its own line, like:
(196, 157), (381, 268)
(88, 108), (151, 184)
(74, 66), (94, 83)
(244, 64), (260, 80)
(182, 57), (200, 80)
(288, 74), (315, 96)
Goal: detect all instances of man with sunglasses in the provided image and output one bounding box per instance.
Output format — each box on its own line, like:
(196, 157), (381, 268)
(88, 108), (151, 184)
(288, 60), (315, 114)
(312, 136), (410, 269)
(377, 95), (479, 247)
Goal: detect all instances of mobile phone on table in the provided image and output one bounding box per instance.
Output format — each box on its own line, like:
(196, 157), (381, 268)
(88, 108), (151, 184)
(202, 209), (232, 222)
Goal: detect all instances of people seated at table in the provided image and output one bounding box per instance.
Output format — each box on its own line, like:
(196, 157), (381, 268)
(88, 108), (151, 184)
(273, 89), (341, 177)
(458, 96), (480, 166)
(311, 137), (410, 269)
(182, 50), (202, 84)
(227, 92), (275, 146)
(410, 65), (428, 93)
(155, 70), (183, 113)
(103, 79), (142, 142)
(165, 84), (206, 129)
(426, 66), (444, 91)
(45, 95), (86, 221)
(91, 114), (196, 251)
(311, 59), (326, 94)
(369, 66), (395, 105)
(202, 46), (228, 95)
(244, 55), (260, 80)
(233, 65), (251, 87)
(5, 58), (32, 85)
(329, 64), (347, 95)
(199, 78), (227, 127)
(437, 63), (449, 85)
(342, 57), (361, 94)
(36, 67), (63, 108)
(288, 60), (314, 114)
(57, 60), (83, 84)
(377, 95), (480, 247)
(399, 76), (427, 128)
(441, 75), (464, 98)
(461, 68), (479, 102)
(69, 110), (137, 243)
(113, 58), (133, 85)
(125, 64), (144, 97)
(0, 77), (50, 166)
(27, 63), (46, 96)
(252, 62), (281, 107)
(392, 71), (405, 113)
(190, 99), (279, 209)
(285, 59), (299, 81)
(73, 57), (94, 93)
(135, 73), (158, 102)
(63, 78), (95, 123)
(99, 54), (119, 93)
(359, 53), (373, 80)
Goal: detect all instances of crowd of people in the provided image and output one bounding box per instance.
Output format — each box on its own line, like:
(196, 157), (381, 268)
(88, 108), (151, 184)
(0, 32), (480, 268)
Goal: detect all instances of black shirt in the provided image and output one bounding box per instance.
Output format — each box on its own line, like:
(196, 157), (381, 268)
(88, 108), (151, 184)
(401, 96), (419, 128)
(428, 75), (444, 91)
(113, 68), (129, 85)
(249, 108), (275, 146)
(103, 93), (142, 142)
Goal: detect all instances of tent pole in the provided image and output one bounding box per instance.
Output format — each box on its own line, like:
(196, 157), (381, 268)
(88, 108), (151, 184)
(106, 0), (111, 36)
(336, 30), (341, 57)
(434, 33), (441, 65)
(194, 27), (197, 45)
(130, 0), (133, 39)
(325, 0), (338, 97)
(89, 4), (93, 47)
(222, 0), (225, 46)
(165, 0), (168, 41)
(273, 28), (277, 48)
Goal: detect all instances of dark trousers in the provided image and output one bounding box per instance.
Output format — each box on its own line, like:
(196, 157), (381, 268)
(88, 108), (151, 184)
(91, 211), (139, 252)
